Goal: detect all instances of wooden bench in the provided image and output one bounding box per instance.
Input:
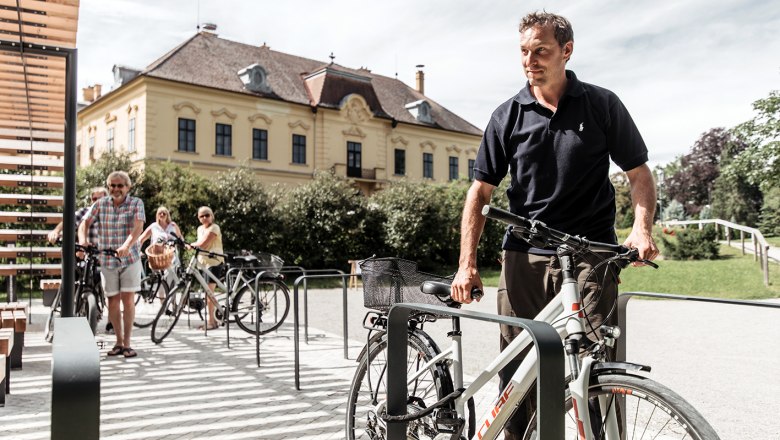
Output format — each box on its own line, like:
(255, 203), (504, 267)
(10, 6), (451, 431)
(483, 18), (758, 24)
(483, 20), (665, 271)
(0, 328), (14, 404)
(41, 279), (61, 306)
(0, 303), (28, 370)
(0, 353), (5, 406)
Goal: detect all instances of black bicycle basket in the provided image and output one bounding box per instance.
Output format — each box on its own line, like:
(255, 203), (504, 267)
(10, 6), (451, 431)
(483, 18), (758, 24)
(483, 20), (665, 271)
(359, 257), (454, 317)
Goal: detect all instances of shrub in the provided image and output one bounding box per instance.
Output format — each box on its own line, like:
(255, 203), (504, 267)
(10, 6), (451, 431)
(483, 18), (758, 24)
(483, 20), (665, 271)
(207, 166), (278, 253)
(134, 161), (211, 235)
(274, 172), (367, 269)
(370, 180), (450, 271)
(660, 226), (720, 260)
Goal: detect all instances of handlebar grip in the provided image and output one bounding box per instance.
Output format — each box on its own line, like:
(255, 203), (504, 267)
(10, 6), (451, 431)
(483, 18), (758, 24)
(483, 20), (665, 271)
(481, 205), (528, 227)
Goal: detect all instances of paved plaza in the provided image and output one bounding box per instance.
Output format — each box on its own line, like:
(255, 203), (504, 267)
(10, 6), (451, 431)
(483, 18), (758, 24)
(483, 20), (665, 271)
(0, 291), (778, 439)
(0, 299), (494, 440)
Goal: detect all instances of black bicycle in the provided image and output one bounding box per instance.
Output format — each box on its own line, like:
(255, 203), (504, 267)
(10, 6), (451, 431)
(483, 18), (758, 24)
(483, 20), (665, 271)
(45, 244), (116, 342)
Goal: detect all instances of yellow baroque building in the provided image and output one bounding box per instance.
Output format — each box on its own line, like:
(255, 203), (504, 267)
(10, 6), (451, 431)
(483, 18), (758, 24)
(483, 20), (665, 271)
(77, 31), (483, 194)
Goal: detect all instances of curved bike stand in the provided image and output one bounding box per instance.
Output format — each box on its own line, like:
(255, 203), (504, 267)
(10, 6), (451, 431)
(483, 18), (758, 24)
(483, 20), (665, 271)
(51, 317), (99, 440)
(386, 303), (565, 440)
(616, 291), (780, 362)
(292, 271), (360, 389)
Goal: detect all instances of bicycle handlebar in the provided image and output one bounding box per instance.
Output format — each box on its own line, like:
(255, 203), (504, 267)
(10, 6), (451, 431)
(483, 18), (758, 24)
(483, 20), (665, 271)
(74, 243), (118, 257)
(166, 233), (228, 260)
(481, 205), (658, 268)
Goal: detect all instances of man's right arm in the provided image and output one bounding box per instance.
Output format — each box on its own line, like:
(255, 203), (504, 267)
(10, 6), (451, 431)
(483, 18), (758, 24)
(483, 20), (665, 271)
(451, 180), (495, 304)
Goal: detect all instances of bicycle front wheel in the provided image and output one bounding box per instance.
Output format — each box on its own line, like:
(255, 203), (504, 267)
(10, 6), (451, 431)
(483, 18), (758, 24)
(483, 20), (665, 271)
(151, 285), (185, 344)
(134, 274), (170, 328)
(44, 286), (62, 343)
(232, 281), (290, 335)
(523, 373), (720, 440)
(346, 330), (454, 440)
(83, 289), (98, 336)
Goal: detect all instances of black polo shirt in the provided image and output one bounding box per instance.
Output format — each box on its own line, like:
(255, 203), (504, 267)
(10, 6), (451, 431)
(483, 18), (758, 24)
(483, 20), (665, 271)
(474, 70), (648, 253)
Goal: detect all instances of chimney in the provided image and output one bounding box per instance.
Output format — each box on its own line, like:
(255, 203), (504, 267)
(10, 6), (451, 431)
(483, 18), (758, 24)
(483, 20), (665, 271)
(82, 85), (94, 102)
(200, 23), (218, 35)
(94, 84), (102, 99)
(415, 65), (425, 95)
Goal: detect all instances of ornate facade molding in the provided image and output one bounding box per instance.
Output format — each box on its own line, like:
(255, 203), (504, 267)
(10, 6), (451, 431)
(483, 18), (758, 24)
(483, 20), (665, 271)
(248, 112), (273, 124)
(125, 104), (139, 114)
(342, 126), (367, 138)
(466, 147), (478, 155)
(288, 120), (311, 131)
(104, 112), (117, 124)
(172, 101), (201, 114)
(419, 140), (437, 151)
(445, 144), (462, 154)
(390, 135), (409, 146)
(211, 107), (237, 120)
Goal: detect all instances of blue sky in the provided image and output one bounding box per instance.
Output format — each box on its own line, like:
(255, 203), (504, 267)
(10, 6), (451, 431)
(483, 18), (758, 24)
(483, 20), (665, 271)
(77, 0), (780, 168)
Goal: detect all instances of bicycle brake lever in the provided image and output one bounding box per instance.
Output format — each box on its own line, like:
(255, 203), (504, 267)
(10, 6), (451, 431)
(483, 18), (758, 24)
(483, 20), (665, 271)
(638, 259), (659, 269)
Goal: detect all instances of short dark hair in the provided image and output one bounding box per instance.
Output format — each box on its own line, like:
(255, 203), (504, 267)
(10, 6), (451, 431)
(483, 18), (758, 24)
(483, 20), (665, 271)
(519, 11), (573, 47)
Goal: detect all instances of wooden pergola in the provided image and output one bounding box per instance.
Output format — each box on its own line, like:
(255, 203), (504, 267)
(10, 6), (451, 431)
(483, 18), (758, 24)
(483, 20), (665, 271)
(0, 0), (79, 315)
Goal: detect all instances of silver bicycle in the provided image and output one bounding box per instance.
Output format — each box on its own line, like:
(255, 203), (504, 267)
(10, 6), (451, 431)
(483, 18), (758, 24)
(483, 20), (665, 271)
(345, 205), (719, 439)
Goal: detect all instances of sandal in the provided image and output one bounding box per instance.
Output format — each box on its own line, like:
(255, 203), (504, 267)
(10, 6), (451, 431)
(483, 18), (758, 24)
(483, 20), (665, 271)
(122, 347), (137, 358)
(107, 345), (123, 356)
(198, 324), (219, 331)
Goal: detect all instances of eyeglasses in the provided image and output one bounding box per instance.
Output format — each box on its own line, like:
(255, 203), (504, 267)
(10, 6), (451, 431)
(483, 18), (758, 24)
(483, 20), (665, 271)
(198, 213), (211, 218)
(158, 213), (168, 217)
(109, 183), (125, 189)
(91, 196), (101, 201)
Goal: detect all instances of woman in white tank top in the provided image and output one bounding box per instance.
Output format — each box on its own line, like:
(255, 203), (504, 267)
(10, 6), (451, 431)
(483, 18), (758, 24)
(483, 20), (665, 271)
(138, 206), (183, 275)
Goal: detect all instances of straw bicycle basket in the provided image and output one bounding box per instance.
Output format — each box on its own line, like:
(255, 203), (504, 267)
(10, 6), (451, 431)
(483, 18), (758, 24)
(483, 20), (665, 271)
(145, 243), (175, 271)
(359, 257), (454, 317)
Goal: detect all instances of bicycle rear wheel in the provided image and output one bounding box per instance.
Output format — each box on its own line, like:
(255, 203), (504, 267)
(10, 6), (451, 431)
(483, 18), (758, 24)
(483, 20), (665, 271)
(346, 330), (453, 440)
(151, 285), (185, 344)
(232, 281), (290, 335)
(134, 274), (169, 328)
(523, 372), (720, 440)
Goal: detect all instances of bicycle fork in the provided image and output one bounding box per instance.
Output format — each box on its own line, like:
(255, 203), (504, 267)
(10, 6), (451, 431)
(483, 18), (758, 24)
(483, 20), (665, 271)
(559, 250), (620, 440)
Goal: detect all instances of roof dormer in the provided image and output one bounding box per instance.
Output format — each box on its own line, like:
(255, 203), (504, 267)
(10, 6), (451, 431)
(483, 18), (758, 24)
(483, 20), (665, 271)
(405, 100), (433, 124)
(238, 63), (271, 93)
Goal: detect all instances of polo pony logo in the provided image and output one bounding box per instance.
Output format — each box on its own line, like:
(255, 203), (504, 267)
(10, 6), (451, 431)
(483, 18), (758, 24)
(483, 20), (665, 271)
(579, 122), (584, 132)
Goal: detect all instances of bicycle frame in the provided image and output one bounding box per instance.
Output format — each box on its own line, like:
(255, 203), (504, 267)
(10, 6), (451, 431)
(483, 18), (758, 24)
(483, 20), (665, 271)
(396, 252), (616, 440)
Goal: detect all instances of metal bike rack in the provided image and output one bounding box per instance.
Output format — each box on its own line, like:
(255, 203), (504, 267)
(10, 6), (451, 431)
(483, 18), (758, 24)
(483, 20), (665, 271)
(616, 291), (780, 362)
(51, 317), (99, 440)
(385, 303), (565, 440)
(222, 264), (299, 349)
(291, 271), (360, 390)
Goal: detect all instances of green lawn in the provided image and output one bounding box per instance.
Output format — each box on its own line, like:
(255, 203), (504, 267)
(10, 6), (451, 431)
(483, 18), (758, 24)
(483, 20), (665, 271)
(765, 236), (780, 247)
(478, 245), (780, 300)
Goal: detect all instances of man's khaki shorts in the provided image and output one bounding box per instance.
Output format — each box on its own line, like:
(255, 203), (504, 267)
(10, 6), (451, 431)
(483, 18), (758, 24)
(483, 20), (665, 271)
(100, 260), (142, 297)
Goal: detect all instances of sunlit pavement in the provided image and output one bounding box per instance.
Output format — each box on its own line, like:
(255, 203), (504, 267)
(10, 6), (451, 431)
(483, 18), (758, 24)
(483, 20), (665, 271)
(0, 300), (494, 440)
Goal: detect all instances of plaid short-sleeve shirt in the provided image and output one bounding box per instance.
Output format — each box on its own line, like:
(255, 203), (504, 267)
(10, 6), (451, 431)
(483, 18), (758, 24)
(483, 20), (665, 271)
(74, 206), (99, 245)
(83, 195), (145, 269)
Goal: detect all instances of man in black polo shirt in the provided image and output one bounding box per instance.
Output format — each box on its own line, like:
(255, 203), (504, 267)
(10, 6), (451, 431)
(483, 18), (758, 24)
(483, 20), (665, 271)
(451, 11), (658, 439)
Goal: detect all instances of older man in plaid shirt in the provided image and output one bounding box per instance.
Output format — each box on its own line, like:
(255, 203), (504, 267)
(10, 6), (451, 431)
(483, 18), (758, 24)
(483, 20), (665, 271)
(79, 171), (145, 358)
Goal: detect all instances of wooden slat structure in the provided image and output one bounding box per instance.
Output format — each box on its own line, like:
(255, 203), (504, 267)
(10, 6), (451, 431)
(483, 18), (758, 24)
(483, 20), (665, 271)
(0, 246), (61, 259)
(0, 229), (49, 242)
(0, 1), (79, 307)
(0, 174), (64, 188)
(0, 211), (62, 224)
(0, 193), (63, 206)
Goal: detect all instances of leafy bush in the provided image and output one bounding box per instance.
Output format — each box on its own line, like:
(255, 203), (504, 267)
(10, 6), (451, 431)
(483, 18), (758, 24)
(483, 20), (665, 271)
(274, 172), (368, 269)
(134, 161), (211, 235)
(662, 199), (686, 222)
(660, 226), (720, 260)
(207, 166), (278, 253)
(370, 180), (451, 271)
(758, 186), (780, 237)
